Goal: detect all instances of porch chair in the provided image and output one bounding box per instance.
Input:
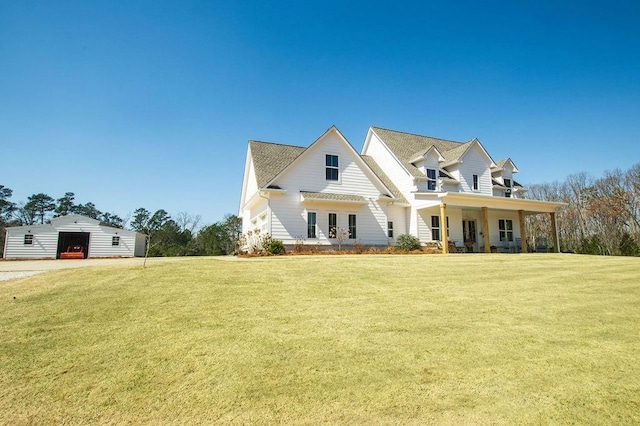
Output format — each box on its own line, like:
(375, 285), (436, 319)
(535, 237), (549, 253)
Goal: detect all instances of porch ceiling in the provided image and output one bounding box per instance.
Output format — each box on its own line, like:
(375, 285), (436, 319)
(437, 192), (566, 214)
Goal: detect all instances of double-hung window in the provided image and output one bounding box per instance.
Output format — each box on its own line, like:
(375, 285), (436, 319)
(431, 216), (440, 241)
(326, 155), (339, 181)
(348, 214), (357, 239)
(472, 174), (479, 191)
(24, 234), (34, 245)
(499, 219), (514, 242)
(112, 236), (120, 246)
(504, 178), (512, 197)
(328, 213), (337, 239)
(431, 216), (449, 241)
(307, 212), (317, 238)
(387, 221), (394, 238)
(426, 168), (437, 191)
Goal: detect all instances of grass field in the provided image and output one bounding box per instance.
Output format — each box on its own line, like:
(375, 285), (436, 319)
(1, 254), (639, 424)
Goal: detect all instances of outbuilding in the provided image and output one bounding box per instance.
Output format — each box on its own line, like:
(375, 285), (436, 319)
(2, 214), (146, 259)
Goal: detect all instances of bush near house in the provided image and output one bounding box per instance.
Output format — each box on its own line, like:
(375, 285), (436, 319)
(395, 234), (422, 252)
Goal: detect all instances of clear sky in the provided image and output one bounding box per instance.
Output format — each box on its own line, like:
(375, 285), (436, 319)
(2, 1), (639, 226)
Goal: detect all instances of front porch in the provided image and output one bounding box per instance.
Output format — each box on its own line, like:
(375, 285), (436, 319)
(416, 193), (565, 254)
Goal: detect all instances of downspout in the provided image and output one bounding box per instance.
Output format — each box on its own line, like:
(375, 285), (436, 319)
(2, 228), (8, 259)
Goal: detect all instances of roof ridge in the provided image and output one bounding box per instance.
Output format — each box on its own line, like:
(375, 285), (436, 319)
(249, 140), (306, 149)
(371, 126), (465, 145)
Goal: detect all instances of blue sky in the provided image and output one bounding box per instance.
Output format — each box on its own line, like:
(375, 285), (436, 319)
(2, 1), (639, 226)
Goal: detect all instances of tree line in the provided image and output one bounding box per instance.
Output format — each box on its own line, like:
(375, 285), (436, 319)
(526, 162), (640, 256)
(0, 188), (241, 257)
(3, 163), (640, 258)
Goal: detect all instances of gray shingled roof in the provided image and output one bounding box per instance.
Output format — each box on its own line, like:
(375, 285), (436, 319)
(495, 158), (508, 169)
(361, 155), (409, 204)
(249, 141), (305, 188)
(371, 127), (467, 177)
(300, 191), (367, 203)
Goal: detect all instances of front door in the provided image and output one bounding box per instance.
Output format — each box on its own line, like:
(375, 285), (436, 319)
(462, 220), (477, 252)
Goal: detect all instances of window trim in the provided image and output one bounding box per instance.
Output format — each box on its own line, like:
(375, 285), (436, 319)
(431, 215), (440, 241)
(328, 213), (337, 239)
(504, 178), (512, 198)
(24, 234), (34, 245)
(498, 219), (514, 242)
(307, 212), (317, 239)
(348, 214), (357, 239)
(426, 168), (437, 191)
(325, 154), (339, 182)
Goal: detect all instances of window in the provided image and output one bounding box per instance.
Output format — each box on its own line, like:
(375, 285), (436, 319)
(504, 179), (512, 198)
(426, 168), (437, 191)
(446, 216), (450, 238)
(473, 174), (479, 191)
(431, 216), (440, 241)
(326, 154), (339, 181)
(388, 221), (394, 238)
(24, 234), (33, 245)
(348, 214), (357, 239)
(499, 219), (514, 242)
(328, 213), (337, 239)
(307, 212), (317, 238)
(112, 236), (120, 246)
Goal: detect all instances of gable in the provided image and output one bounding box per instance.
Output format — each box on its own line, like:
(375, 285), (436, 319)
(442, 138), (497, 169)
(269, 126), (393, 198)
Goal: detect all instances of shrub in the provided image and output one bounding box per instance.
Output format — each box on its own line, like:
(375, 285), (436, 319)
(396, 234), (421, 252)
(293, 236), (305, 253)
(619, 233), (640, 256)
(266, 239), (286, 255)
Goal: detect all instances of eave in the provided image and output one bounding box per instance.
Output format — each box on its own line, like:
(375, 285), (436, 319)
(437, 192), (566, 214)
(241, 188), (288, 211)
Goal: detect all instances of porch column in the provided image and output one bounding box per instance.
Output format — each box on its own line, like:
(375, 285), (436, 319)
(482, 207), (491, 253)
(440, 203), (448, 254)
(518, 210), (527, 253)
(550, 212), (560, 253)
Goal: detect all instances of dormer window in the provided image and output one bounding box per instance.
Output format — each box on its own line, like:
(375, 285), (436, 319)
(325, 155), (339, 181)
(504, 179), (512, 197)
(426, 168), (437, 191)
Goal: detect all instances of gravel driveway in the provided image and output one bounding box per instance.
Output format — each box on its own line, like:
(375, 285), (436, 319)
(0, 257), (194, 281)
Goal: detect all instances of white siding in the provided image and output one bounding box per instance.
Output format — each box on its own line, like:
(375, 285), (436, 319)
(270, 195), (389, 246)
(455, 146), (493, 195)
(363, 133), (415, 200)
(3, 215), (143, 259)
(4, 227), (58, 259)
(266, 131), (389, 246)
(245, 158), (259, 202)
(386, 205), (408, 243)
(446, 208), (464, 245)
(417, 210), (432, 243)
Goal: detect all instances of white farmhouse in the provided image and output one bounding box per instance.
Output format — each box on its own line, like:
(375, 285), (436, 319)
(239, 125), (565, 253)
(3, 214), (146, 259)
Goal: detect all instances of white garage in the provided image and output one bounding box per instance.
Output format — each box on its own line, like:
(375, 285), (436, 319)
(2, 214), (146, 259)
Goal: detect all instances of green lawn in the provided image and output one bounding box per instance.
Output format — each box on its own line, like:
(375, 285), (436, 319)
(1, 254), (639, 424)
